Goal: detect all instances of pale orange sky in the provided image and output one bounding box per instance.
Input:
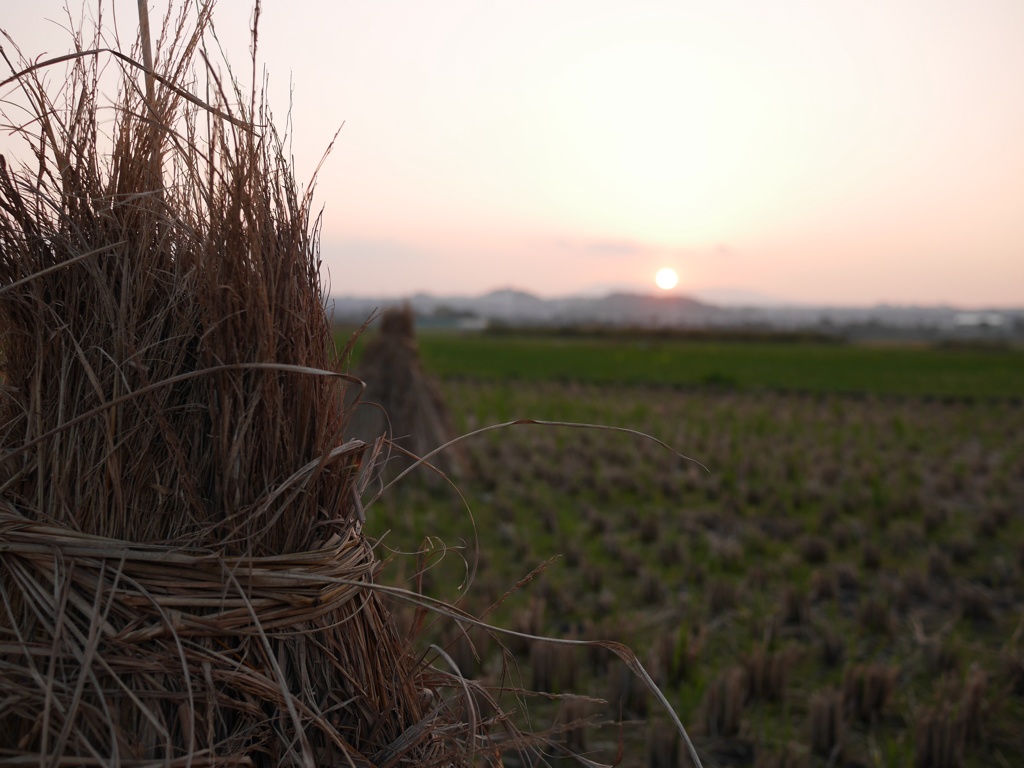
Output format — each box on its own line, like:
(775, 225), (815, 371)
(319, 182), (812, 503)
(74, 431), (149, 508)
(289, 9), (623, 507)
(4, 1), (1023, 306)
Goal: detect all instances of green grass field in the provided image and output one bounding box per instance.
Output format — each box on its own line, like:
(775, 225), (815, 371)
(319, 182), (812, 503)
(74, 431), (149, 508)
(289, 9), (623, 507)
(344, 328), (1024, 767)
(342, 328), (1024, 398)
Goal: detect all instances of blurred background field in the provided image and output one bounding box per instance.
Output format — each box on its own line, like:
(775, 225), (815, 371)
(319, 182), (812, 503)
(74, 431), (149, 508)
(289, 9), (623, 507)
(340, 326), (1024, 398)
(343, 326), (1024, 767)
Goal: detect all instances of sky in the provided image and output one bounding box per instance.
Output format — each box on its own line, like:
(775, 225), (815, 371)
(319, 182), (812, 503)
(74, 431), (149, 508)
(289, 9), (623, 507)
(3, 1), (1023, 307)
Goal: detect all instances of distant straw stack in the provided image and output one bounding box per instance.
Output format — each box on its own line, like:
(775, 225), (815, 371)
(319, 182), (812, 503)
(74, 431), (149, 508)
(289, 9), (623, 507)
(349, 305), (464, 484)
(0, 4), (481, 764)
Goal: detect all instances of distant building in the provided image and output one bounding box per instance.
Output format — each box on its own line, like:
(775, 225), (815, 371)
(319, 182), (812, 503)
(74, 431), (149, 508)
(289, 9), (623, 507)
(954, 312), (1006, 328)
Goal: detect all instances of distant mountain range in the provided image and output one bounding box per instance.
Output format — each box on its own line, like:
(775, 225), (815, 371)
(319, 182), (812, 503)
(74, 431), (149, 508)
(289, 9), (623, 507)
(329, 289), (1024, 341)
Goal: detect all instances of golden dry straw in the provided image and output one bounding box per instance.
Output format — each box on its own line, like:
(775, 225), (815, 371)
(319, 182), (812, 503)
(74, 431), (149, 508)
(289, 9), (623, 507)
(0, 2), (479, 763)
(0, 2), (701, 765)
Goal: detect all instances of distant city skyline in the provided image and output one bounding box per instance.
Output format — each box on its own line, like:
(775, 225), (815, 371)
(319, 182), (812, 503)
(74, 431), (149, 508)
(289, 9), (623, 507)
(3, 1), (1023, 308)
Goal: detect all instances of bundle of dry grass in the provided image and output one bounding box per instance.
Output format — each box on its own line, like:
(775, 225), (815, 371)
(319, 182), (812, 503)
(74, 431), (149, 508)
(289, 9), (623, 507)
(348, 305), (464, 483)
(0, 4), (497, 764)
(0, 4), (705, 765)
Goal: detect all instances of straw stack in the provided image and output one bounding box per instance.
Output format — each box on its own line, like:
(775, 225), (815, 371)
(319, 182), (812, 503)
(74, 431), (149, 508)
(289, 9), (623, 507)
(0, 5), (481, 764)
(348, 305), (464, 484)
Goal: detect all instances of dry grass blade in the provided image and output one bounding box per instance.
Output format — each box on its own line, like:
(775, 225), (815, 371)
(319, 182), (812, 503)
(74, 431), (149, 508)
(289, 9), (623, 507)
(369, 417), (709, 508)
(347, 579), (705, 768)
(0, 47), (254, 130)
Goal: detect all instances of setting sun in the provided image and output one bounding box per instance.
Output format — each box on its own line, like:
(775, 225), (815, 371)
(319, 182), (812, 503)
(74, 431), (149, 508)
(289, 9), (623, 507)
(655, 268), (679, 291)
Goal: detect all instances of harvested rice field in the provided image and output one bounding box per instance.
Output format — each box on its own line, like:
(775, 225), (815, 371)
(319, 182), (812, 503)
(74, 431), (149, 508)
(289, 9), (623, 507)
(361, 339), (1024, 768)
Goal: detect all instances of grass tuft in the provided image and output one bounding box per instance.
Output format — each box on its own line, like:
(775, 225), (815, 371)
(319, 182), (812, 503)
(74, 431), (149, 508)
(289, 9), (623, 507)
(700, 666), (746, 738)
(843, 663), (898, 723)
(808, 688), (844, 759)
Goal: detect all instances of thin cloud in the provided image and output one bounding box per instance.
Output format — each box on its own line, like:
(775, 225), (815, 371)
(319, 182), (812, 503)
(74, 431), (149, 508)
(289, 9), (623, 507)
(549, 238), (654, 257)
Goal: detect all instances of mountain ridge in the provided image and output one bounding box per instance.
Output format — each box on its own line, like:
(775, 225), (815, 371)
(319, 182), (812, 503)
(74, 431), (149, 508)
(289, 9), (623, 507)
(329, 289), (1024, 341)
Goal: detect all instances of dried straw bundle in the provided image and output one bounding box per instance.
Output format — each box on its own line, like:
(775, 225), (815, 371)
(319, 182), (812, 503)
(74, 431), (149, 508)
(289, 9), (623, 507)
(348, 305), (464, 483)
(0, 4), (490, 764)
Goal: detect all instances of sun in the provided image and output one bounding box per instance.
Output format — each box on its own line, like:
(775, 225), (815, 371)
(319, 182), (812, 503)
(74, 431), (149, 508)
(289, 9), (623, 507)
(655, 267), (679, 291)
